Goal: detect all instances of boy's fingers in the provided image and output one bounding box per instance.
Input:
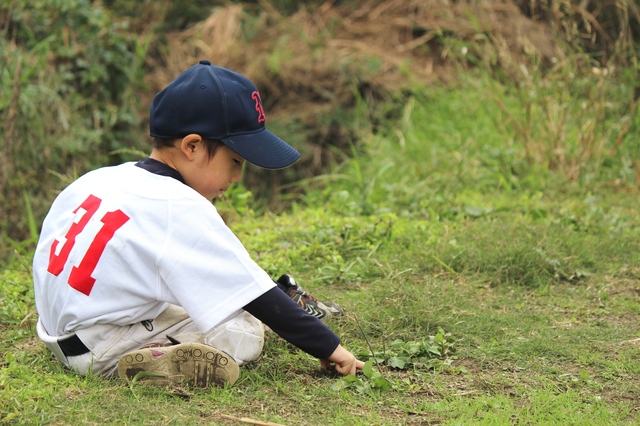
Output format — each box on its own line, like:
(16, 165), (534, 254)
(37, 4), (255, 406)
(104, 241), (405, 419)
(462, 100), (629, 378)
(339, 358), (361, 376)
(322, 346), (364, 376)
(336, 362), (350, 375)
(320, 359), (332, 371)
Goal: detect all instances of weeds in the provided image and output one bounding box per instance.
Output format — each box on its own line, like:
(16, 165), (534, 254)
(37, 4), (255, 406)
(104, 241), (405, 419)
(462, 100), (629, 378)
(382, 332), (457, 371)
(476, 60), (638, 182)
(0, 0), (153, 259)
(333, 359), (393, 395)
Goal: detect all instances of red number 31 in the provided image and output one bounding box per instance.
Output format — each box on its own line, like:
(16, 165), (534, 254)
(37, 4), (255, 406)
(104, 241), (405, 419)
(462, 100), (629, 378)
(47, 194), (130, 296)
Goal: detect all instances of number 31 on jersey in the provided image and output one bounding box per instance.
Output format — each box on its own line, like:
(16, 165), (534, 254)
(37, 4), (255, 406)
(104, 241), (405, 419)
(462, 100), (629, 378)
(47, 194), (130, 296)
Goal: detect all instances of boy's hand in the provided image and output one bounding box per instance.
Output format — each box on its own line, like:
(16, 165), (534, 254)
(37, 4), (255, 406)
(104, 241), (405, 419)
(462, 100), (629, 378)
(320, 344), (365, 376)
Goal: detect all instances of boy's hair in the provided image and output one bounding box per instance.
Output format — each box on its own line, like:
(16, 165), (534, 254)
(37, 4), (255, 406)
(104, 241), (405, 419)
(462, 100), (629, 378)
(152, 137), (225, 160)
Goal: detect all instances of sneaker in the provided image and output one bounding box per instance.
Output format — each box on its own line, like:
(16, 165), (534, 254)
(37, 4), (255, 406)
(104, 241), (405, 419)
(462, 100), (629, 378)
(117, 342), (239, 388)
(277, 274), (344, 322)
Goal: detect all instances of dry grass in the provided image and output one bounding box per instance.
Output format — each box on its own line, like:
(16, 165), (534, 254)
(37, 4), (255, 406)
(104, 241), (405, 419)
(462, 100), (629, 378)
(139, 0), (639, 195)
(147, 0), (559, 111)
(143, 0), (561, 192)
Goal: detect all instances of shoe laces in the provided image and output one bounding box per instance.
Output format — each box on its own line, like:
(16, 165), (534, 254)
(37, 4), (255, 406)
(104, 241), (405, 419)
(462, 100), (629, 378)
(279, 274), (318, 302)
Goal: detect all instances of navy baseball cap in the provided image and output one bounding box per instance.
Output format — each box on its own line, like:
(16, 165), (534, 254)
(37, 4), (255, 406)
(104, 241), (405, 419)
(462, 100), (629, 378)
(150, 60), (300, 169)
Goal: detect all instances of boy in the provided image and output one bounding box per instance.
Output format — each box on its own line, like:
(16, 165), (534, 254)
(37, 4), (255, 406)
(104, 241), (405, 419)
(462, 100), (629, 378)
(33, 60), (364, 387)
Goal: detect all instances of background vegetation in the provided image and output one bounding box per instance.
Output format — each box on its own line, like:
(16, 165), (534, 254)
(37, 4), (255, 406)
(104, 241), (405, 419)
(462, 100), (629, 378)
(2, 0), (639, 262)
(1, 0), (640, 424)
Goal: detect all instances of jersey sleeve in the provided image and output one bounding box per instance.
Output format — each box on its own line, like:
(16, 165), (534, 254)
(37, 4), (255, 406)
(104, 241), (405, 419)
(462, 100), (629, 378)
(156, 196), (275, 333)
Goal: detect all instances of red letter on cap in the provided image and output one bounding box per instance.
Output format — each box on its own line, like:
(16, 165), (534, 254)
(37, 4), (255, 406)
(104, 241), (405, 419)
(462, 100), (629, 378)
(252, 91), (266, 123)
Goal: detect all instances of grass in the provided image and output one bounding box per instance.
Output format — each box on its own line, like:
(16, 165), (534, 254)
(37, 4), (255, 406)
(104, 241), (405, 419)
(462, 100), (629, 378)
(2, 75), (640, 425)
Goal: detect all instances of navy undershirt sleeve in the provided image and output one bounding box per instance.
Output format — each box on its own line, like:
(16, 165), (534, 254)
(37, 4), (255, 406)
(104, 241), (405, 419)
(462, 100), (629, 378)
(243, 287), (341, 359)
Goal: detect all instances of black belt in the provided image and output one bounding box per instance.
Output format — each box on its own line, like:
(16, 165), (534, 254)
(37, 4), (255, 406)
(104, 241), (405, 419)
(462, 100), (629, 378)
(58, 334), (90, 357)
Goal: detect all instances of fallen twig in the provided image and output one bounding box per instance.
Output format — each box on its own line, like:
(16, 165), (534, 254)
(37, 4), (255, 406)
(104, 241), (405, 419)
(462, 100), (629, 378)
(219, 414), (286, 426)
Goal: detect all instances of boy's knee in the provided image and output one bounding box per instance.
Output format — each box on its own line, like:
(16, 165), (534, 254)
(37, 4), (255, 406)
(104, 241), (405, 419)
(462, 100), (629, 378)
(202, 312), (264, 365)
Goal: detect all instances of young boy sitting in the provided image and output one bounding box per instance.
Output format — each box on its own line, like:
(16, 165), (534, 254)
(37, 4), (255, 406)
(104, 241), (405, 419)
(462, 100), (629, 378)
(33, 60), (364, 387)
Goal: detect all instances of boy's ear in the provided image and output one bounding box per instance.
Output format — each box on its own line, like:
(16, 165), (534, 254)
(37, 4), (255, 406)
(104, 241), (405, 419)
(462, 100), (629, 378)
(179, 134), (203, 160)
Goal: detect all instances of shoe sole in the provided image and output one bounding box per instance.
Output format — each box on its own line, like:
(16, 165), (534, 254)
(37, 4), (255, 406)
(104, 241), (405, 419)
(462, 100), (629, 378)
(117, 342), (239, 388)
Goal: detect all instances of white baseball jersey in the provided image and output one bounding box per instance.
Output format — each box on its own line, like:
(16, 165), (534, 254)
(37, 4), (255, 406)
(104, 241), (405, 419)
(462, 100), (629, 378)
(33, 162), (275, 337)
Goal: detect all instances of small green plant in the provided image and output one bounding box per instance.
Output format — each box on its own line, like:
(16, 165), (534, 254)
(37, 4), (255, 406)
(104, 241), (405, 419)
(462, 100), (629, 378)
(334, 330), (459, 395)
(373, 329), (457, 371)
(332, 359), (393, 394)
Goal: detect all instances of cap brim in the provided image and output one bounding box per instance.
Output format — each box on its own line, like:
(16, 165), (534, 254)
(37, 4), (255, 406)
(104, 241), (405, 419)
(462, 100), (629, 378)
(222, 129), (301, 169)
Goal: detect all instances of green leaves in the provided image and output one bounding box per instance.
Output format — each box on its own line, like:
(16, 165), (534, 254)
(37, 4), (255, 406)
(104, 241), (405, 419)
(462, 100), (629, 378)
(386, 356), (407, 370)
(380, 330), (456, 371)
(0, 0), (151, 258)
(362, 360), (393, 392)
(334, 330), (458, 395)
(333, 360), (392, 394)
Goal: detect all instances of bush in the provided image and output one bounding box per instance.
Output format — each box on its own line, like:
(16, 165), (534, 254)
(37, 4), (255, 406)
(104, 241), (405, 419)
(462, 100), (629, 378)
(0, 0), (152, 262)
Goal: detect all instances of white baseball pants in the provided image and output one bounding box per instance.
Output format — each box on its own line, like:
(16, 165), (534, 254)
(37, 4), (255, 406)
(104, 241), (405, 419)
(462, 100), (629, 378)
(36, 304), (265, 377)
